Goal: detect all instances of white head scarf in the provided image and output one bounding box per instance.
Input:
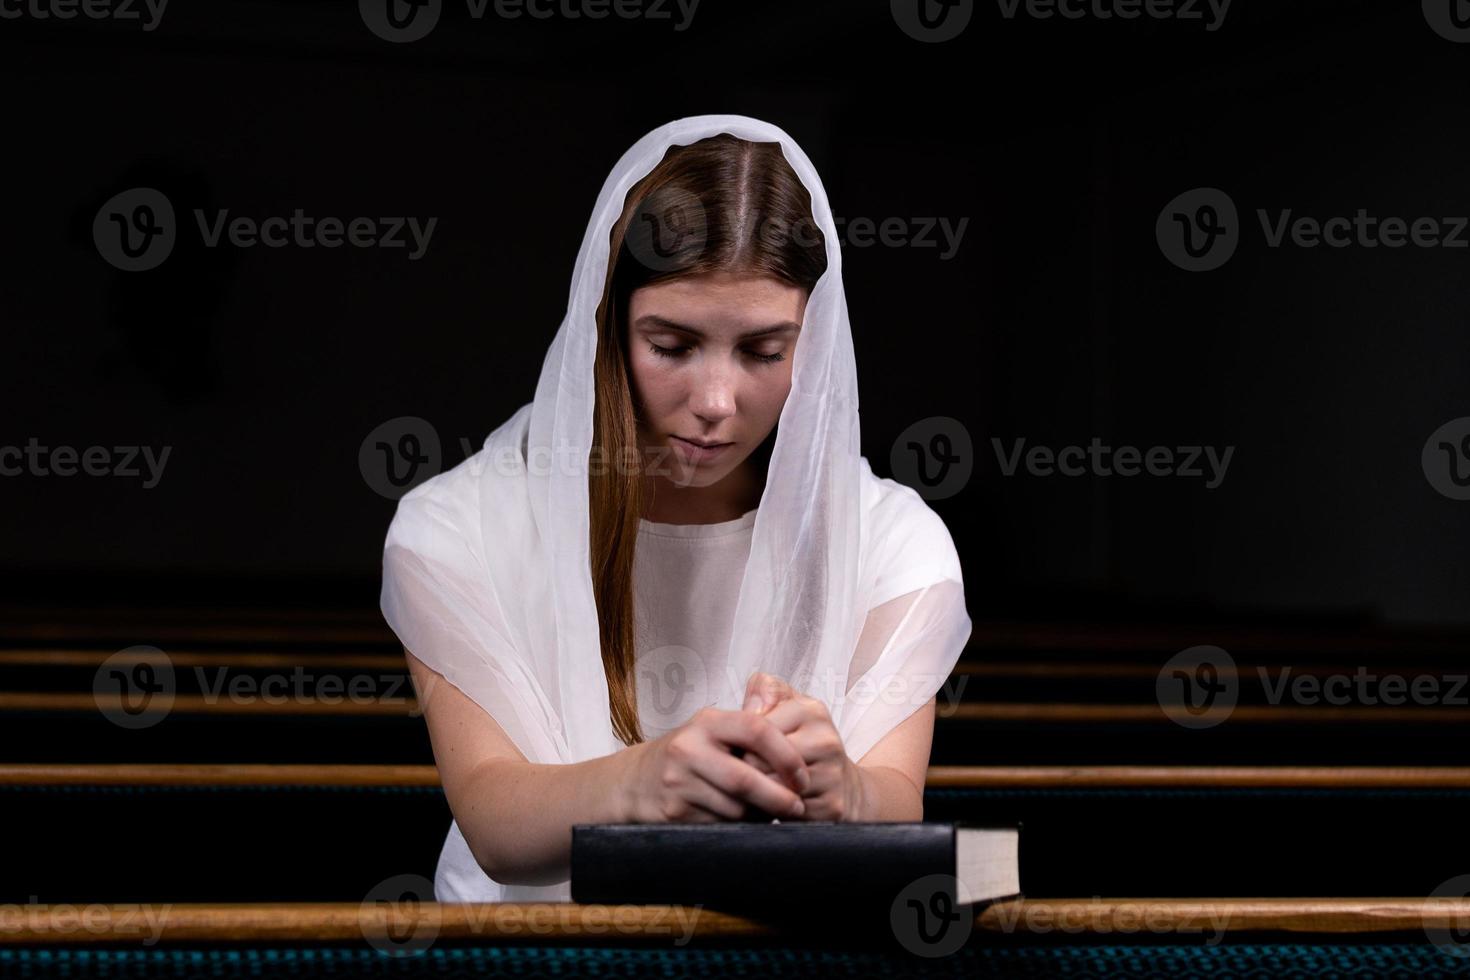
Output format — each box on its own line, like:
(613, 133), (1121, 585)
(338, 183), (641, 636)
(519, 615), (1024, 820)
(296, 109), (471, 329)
(380, 113), (972, 902)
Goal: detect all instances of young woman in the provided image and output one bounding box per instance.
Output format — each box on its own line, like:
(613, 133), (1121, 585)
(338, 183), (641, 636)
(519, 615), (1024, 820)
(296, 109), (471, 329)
(380, 114), (971, 903)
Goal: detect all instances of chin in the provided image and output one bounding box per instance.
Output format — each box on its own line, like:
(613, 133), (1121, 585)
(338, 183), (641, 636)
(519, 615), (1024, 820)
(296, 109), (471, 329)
(667, 462), (735, 488)
(661, 443), (748, 488)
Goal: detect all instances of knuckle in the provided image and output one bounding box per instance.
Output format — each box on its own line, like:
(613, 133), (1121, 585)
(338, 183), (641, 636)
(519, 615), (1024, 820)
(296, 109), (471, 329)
(666, 732), (693, 761)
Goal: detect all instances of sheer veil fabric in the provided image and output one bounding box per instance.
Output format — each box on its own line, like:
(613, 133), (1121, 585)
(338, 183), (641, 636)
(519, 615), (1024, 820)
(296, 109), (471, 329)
(380, 114), (972, 902)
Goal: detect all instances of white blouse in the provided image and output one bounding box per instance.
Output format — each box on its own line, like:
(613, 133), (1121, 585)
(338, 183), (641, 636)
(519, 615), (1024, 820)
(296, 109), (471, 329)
(632, 507), (760, 738)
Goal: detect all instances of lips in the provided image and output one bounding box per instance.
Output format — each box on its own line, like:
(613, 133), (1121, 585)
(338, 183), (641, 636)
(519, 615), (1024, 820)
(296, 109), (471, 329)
(676, 436), (732, 449)
(670, 436), (734, 464)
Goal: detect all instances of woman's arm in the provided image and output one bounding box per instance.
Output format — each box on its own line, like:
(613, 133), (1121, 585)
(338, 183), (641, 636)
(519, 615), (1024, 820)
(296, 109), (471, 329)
(405, 649), (637, 886)
(851, 695), (935, 821)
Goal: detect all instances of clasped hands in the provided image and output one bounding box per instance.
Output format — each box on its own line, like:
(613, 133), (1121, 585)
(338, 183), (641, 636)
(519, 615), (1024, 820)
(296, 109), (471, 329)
(630, 671), (863, 825)
(728, 672), (863, 822)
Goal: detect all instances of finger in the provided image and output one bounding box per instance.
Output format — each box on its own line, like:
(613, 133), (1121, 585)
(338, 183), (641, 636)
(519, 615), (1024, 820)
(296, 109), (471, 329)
(689, 748), (806, 818)
(678, 776), (749, 821)
(740, 752), (800, 804)
(759, 697), (813, 736)
(702, 710), (811, 793)
(759, 699), (847, 765)
(743, 672), (799, 714)
(673, 798), (731, 823)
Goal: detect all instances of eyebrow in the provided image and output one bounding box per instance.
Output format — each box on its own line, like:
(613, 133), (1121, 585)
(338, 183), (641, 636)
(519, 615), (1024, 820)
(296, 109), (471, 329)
(632, 315), (800, 341)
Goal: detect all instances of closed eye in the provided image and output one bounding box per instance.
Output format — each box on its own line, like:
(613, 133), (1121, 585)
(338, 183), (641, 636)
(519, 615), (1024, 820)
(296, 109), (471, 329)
(647, 343), (785, 365)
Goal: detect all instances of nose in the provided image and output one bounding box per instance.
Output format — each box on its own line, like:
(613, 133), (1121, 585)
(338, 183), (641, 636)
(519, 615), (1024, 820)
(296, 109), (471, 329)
(689, 358), (737, 425)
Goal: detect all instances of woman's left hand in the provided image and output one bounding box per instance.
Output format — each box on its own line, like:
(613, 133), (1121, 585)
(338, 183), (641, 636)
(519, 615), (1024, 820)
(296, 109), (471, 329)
(739, 672), (863, 822)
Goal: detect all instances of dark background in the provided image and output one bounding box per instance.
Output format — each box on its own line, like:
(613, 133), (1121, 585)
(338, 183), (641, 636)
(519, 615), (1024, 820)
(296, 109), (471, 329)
(3, 0), (1466, 630)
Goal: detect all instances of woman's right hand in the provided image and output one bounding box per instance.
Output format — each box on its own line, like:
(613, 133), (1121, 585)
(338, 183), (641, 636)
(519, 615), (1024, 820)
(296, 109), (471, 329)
(622, 707), (812, 823)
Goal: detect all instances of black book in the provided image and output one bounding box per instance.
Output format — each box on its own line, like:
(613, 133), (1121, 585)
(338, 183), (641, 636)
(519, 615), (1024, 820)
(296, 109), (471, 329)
(570, 821), (1020, 929)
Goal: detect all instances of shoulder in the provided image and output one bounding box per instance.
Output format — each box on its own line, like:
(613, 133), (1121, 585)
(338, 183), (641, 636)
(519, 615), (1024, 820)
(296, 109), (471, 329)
(381, 464), (487, 588)
(859, 457), (964, 607)
(384, 405), (532, 567)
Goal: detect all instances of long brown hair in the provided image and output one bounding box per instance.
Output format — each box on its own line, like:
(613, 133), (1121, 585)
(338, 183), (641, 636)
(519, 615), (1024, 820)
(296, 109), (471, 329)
(589, 133), (828, 746)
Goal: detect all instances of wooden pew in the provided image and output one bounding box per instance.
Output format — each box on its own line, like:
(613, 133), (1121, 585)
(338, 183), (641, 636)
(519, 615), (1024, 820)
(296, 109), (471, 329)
(1, 898), (1467, 943)
(5, 762), (1470, 788)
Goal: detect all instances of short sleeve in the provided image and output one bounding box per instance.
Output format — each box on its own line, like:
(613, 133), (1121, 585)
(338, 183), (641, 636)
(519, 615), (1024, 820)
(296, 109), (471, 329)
(838, 486), (971, 765)
(867, 486), (965, 609)
(380, 479), (564, 766)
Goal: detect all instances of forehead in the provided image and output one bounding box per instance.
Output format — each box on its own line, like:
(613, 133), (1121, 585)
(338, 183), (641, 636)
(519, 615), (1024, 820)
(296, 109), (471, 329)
(629, 273), (807, 329)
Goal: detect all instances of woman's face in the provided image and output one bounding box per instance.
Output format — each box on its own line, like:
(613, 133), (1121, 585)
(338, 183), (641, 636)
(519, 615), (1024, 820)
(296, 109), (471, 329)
(627, 271), (806, 491)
